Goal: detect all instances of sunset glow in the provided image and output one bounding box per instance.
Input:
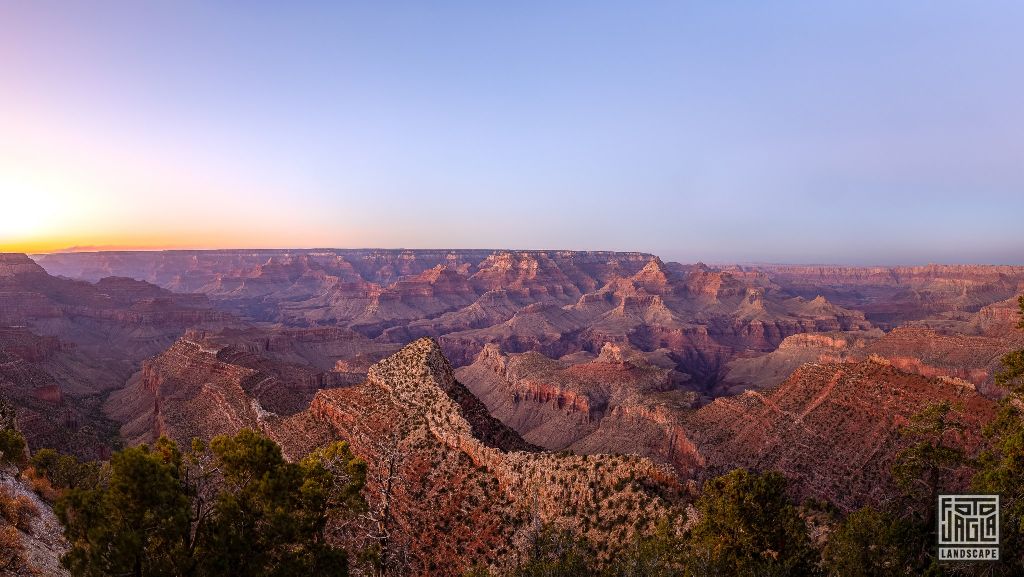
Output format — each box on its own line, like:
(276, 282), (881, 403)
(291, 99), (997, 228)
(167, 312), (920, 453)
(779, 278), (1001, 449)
(2, 2), (1023, 263)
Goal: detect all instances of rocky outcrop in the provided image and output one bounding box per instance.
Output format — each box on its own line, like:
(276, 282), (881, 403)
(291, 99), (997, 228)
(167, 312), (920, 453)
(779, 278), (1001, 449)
(106, 336), (348, 453)
(115, 335), (687, 575)
(440, 260), (871, 385)
(307, 338), (686, 575)
(0, 328), (68, 363)
(968, 295), (1024, 337)
(1, 254), (230, 330)
(0, 333), (122, 458)
(861, 327), (1017, 395)
(183, 326), (401, 379)
(0, 254), (242, 456)
(721, 323), (1023, 397)
(0, 395), (69, 577)
(720, 330), (881, 394)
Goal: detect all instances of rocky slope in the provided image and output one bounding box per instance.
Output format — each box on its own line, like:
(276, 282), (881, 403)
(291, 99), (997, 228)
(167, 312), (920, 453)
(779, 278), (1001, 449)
(35, 250), (653, 328)
(35, 254), (1024, 390)
(106, 336), (349, 453)
(0, 400), (69, 577)
(685, 359), (994, 511)
(123, 330), (1004, 560)
(456, 342), (700, 473)
(0, 466), (70, 577)
(305, 339), (687, 575)
(440, 260), (872, 387)
(721, 318), (1024, 397)
(719, 330), (882, 394)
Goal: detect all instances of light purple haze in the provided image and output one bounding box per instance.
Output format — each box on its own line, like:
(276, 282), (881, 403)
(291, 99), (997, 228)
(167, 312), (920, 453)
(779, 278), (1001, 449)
(2, 1), (1022, 264)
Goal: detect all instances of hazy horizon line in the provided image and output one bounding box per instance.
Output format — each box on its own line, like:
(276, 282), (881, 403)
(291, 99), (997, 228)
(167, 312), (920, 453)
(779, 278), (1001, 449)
(15, 246), (1024, 269)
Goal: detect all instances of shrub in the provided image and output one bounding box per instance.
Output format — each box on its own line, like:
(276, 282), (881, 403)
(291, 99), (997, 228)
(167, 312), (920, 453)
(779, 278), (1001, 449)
(0, 429), (26, 466)
(0, 486), (38, 532)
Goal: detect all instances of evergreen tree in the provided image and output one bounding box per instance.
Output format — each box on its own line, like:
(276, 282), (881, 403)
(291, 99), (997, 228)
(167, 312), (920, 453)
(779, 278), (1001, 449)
(511, 524), (593, 577)
(609, 518), (685, 577)
(681, 469), (818, 577)
(31, 447), (101, 491)
(821, 507), (916, 577)
(0, 428), (26, 466)
(58, 439), (192, 577)
(971, 402), (1024, 575)
(888, 401), (971, 574)
(56, 430), (366, 577)
(194, 430), (362, 576)
(891, 401), (967, 525)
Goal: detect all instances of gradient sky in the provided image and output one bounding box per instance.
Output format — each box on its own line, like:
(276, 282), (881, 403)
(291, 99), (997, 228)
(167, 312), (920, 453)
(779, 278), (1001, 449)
(2, 1), (1023, 264)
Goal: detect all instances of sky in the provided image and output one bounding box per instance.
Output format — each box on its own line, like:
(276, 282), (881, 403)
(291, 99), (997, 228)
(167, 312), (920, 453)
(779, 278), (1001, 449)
(1, 1), (1023, 265)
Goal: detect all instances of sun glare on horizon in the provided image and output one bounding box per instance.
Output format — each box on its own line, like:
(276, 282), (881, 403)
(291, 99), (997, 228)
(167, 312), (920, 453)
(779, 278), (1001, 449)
(0, 180), (64, 251)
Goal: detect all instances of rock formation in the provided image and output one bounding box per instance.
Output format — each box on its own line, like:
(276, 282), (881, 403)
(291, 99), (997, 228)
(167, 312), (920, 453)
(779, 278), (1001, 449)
(685, 359), (994, 511)
(116, 336), (688, 575)
(456, 343), (700, 473)
(0, 465), (70, 576)
(34, 251), (875, 388)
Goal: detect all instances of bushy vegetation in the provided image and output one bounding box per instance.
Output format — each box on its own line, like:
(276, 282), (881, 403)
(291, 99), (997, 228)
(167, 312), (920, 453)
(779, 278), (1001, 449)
(42, 429), (366, 577)
(970, 294), (1024, 575)
(822, 507), (917, 577)
(682, 469), (818, 576)
(0, 482), (38, 574)
(0, 425), (34, 575)
(0, 427), (26, 466)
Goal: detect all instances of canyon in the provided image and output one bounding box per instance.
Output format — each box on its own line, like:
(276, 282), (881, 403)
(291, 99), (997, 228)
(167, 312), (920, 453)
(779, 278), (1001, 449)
(0, 253), (238, 457)
(24, 250), (1024, 459)
(36, 250), (881, 386)
(1, 249), (1021, 572)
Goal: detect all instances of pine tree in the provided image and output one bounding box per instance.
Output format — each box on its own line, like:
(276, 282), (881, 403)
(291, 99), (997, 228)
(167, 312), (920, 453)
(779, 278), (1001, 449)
(56, 430), (366, 577)
(58, 439), (192, 577)
(822, 507), (916, 577)
(682, 469), (818, 577)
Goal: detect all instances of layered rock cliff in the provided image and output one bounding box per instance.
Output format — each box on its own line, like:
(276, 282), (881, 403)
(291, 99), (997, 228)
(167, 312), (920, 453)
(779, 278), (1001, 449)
(750, 264), (1024, 327)
(455, 343), (701, 473)
(307, 338), (686, 574)
(34, 251), (878, 390)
